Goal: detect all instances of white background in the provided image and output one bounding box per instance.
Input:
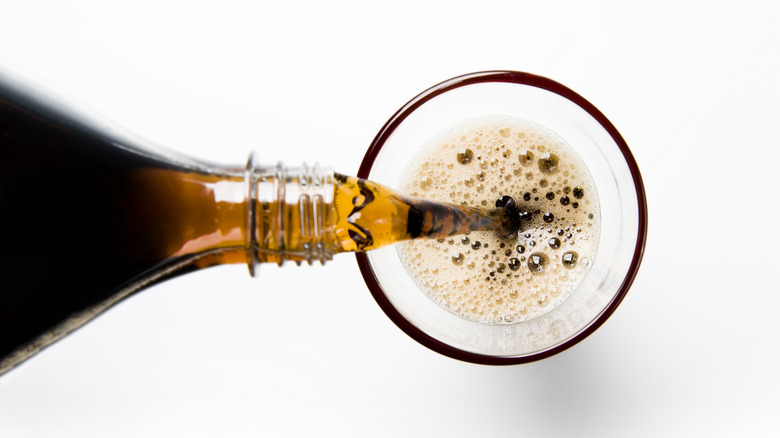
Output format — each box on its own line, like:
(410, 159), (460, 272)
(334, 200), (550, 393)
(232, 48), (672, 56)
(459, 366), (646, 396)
(1, 1), (778, 437)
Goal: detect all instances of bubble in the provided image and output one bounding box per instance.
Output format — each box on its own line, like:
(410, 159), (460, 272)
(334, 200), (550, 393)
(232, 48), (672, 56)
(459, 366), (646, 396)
(499, 128), (511, 138)
(471, 241), (482, 250)
(573, 186), (584, 199)
(516, 244), (526, 254)
(523, 192), (531, 201)
(495, 195), (515, 208)
(572, 202), (579, 208)
(505, 249), (512, 257)
(451, 253), (465, 265)
(548, 237), (561, 249)
(543, 212), (555, 223)
(461, 236), (470, 245)
(562, 251), (578, 269)
(457, 148), (474, 164)
(528, 252), (549, 274)
(538, 153), (560, 174)
(539, 179), (548, 188)
(508, 257), (521, 271)
(420, 177), (433, 190)
(560, 196), (570, 206)
(546, 191), (555, 200)
(518, 149), (535, 166)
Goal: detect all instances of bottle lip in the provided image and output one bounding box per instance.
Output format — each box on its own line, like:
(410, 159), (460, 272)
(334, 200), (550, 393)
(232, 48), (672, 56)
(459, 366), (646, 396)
(244, 152), (261, 275)
(355, 70), (648, 365)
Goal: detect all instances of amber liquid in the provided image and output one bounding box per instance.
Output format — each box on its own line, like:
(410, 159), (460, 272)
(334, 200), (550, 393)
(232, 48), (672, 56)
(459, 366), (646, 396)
(331, 173), (508, 252)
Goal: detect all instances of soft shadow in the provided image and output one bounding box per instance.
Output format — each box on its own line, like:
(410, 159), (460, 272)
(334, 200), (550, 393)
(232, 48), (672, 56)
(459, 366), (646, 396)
(481, 338), (635, 436)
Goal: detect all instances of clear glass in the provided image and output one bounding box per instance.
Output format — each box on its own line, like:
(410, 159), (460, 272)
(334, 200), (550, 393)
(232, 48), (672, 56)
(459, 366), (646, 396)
(356, 71), (647, 364)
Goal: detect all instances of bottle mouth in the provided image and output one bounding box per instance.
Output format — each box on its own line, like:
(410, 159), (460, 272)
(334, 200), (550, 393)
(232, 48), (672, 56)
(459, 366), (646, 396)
(355, 71), (647, 364)
(245, 152), (261, 276)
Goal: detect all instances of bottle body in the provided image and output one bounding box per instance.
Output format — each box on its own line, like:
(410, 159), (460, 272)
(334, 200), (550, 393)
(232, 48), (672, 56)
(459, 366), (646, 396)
(0, 72), (261, 373)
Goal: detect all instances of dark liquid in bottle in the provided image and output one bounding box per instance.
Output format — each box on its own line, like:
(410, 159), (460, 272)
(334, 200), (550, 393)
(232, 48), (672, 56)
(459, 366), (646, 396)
(0, 79), (247, 370)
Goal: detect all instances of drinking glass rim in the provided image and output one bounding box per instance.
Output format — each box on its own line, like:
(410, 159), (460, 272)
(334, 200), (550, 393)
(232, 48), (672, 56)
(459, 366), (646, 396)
(356, 70), (648, 365)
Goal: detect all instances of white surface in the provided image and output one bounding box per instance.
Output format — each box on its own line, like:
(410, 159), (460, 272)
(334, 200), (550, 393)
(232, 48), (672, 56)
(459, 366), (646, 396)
(1, 1), (778, 437)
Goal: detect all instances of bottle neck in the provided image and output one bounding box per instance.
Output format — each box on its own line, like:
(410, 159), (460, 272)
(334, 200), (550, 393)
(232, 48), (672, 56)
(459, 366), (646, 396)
(244, 156), (337, 274)
(167, 156), (509, 276)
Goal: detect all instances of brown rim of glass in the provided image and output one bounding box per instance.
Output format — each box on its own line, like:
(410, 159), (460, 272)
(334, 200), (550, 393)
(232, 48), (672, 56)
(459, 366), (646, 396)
(356, 71), (648, 365)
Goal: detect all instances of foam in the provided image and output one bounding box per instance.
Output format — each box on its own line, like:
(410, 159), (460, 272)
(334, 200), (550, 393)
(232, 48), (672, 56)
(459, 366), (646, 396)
(396, 116), (600, 324)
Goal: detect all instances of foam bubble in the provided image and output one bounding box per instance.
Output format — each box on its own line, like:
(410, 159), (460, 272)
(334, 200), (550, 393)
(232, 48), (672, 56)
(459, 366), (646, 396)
(397, 116), (600, 324)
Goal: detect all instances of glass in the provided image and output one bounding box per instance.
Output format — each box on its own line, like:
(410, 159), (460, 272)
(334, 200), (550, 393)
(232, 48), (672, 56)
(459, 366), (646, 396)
(356, 71), (647, 364)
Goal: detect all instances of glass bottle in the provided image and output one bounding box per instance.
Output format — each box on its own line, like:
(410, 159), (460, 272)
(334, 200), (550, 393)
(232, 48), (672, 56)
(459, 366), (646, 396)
(0, 70), (513, 375)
